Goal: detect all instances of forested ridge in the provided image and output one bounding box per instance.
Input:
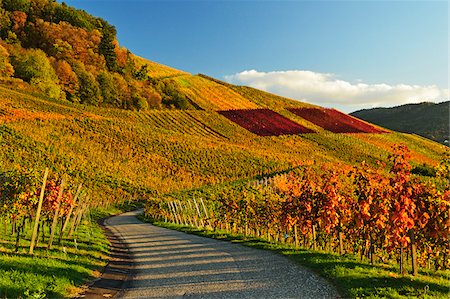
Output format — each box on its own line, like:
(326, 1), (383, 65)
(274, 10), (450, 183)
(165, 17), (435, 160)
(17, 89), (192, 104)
(0, 0), (190, 110)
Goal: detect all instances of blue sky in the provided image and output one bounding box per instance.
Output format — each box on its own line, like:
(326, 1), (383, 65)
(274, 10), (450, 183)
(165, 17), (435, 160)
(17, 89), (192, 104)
(65, 0), (448, 112)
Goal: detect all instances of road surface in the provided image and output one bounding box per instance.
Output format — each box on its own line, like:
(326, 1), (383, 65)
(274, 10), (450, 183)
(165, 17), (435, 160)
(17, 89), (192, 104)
(101, 210), (340, 299)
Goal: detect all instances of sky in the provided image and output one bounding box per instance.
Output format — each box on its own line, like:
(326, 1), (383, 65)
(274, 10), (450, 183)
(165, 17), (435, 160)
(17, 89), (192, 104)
(65, 0), (448, 113)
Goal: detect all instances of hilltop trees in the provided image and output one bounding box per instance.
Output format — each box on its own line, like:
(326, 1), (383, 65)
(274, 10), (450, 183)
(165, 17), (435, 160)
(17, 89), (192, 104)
(0, 0), (183, 110)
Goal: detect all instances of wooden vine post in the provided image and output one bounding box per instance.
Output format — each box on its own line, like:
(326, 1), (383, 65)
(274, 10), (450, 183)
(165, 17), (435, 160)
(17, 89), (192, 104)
(193, 198), (204, 227)
(200, 198), (210, 228)
(399, 246), (405, 275)
(312, 224), (317, 251)
(168, 201), (179, 224)
(73, 196), (89, 234)
(338, 229), (344, 255)
(61, 183), (82, 233)
(48, 177), (65, 249)
(68, 195), (86, 237)
(29, 168), (49, 255)
(293, 225), (299, 248)
(410, 229), (418, 276)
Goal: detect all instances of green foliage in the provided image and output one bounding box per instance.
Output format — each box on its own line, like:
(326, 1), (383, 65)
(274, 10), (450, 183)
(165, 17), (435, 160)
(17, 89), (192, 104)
(412, 164), (436, 177)
(1, 0), (30, 13)
(0, 209), (112, 298)
(97, 71), (118, 106)
(133, 64), (149, 81)
(30, 77), (63, 100)
(351, 102), (450, 145)
(0, 7), (11, 36)
(9, 48), (63, 99)
(0, 44), (14, 77)
(98, 21), (118, 72)
(11, 48), (57, 83)
(75, 68), (101, 105)
(52, 1), (98, 31)
(132, 93), (149, 111)
(161, 82), (189, 109)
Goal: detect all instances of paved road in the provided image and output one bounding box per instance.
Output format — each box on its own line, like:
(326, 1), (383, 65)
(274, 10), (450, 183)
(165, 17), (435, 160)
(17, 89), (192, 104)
(104, 210), (339, 299)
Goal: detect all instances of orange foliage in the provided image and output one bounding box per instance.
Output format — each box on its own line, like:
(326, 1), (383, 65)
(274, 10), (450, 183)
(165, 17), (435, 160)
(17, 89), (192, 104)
(52, 60), (79, 95)
(30, 19), (105, 71)
(0, 107), (70, 123)
(11, 11), (27, 31)
(113, 39), (128, 69)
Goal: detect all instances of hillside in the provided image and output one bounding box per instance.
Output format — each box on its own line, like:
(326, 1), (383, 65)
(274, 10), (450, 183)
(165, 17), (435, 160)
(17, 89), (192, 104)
(0, 2), (449, 298)
(1, 81), (447, 202)
(351, 102), (449, 145)
(0, 0), (447, 203)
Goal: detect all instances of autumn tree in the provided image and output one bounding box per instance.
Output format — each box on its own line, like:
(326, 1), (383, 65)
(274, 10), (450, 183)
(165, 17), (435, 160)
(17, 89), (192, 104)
(75, 67), (101, 105)
(0, 44), (14, 77)
(52, 59), (79, 100)
(97, 71), (119, 106)
(112, 72), (130, 107)
(10, 10), (27, 32)
(1, 0), (30, 13)
(26, 19), (105, 71)
(11, 48), (63, 99)
(0, 7), (11, 37)
(98, 20), (118, 71)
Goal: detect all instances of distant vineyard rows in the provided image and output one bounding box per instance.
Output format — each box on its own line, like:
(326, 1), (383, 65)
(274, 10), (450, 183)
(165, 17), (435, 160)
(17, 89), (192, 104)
(288, 108), (387, 133)
(217, 108), (388, 136)
(172, 75), (259, 111)
(218, 109), (314, 136)
(135, 110), (225, 138)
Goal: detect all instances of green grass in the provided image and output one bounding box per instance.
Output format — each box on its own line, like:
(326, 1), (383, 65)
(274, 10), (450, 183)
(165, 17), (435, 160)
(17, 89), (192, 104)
(141, 217), (450, 299)
(0, 205), (138, 299)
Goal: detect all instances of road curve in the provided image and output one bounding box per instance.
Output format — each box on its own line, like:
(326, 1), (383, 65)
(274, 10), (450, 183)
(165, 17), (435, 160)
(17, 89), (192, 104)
(104, 210), (339, 299)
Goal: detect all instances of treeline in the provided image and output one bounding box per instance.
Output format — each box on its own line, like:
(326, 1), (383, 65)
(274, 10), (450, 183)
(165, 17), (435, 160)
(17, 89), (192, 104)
(146, 145), (449, 275)
(0, 0), (189, 110)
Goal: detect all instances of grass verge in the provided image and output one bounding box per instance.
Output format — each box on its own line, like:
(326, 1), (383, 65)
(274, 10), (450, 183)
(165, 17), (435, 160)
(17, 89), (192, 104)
(0, 202), (142, 299)
(139, 216), (450, 299)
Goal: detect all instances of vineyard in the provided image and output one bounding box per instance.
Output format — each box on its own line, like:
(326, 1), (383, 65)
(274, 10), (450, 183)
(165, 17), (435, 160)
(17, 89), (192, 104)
(131, 54), (188, 79)
(0, 168), (112, 253)
(288, 108), (387, 133)
(218, 109), (315, 136)
(135, 110), (226, 138)
(144, 145), (449, 296)
(0, 167), (128, 298)
(0, 0), (448, 297)
(169, 75), (260, 110)
(1, 84), (447, 200)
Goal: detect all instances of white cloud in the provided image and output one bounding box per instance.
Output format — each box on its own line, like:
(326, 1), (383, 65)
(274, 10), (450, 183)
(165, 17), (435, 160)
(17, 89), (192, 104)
(224, 70), (449, 113)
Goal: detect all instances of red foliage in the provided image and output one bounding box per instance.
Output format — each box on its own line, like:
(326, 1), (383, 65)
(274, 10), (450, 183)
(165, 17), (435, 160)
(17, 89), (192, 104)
(288, 108), (387, 133)
(218, 109), (315, 136)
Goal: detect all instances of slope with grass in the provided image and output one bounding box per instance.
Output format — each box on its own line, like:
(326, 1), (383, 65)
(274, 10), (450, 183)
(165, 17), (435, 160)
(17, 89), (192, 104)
(0, 207), (122, 298)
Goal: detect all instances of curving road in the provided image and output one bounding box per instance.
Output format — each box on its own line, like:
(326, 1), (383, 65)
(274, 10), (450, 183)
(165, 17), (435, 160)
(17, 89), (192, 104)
(102, 210), (339, 299)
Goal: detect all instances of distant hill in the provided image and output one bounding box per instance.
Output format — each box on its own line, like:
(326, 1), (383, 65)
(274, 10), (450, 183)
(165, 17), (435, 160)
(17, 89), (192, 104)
(351, 102), (449, 145)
